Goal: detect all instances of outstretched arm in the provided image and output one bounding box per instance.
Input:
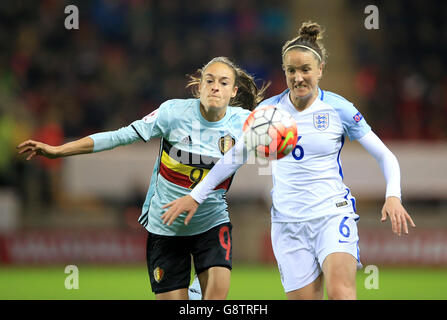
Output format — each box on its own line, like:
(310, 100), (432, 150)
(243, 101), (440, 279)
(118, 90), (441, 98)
(17, 124), (143, 160)
(161, 136), (247, 226)
(357, 131), (416, 236)
(17, 137), (94, 160)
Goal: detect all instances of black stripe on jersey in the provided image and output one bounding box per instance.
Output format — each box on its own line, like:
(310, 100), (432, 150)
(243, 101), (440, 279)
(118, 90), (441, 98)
(131, 124), (147, 143)
(138, 211), (148, 223)
(162, 140), (220, 170)
(138, 211), (148, 228)
(139, 211), (148, 228)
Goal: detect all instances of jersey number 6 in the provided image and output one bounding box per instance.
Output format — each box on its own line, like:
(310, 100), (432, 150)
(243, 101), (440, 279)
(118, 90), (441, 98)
(292, 136), (304, 160)
(339, 216), (351, 238)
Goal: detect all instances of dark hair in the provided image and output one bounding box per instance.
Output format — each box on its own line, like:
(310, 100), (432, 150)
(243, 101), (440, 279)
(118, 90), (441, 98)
(282, 21), (327, 65)
(186, 57), (270, 111)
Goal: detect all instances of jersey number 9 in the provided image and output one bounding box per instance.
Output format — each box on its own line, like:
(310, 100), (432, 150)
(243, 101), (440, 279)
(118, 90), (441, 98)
(189, 168), (204, 189)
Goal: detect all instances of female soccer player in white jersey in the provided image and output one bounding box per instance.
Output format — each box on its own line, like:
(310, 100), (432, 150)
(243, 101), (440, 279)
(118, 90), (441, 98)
(17, 57), (268, 300)
(161, 22), (416, 300)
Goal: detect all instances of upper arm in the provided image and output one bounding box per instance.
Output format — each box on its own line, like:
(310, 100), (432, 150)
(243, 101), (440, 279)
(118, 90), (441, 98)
(357, 130), (395, 162)
(336, 102), (371, 141)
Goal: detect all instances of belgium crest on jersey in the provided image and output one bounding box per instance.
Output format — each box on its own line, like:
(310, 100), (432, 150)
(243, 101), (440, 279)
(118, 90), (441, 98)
(153, 267), (164, 283)
(313, 113), (329, 131)
(218, 134), (236, 154)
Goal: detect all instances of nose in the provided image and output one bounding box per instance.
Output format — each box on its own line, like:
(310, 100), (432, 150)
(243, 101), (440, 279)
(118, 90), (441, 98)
(294, 72), (304, 83)
(211, 81), (220, 91)
(212, 82), (220, 91)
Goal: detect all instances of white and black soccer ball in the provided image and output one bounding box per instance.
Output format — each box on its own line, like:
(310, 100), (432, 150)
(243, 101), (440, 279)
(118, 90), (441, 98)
(243, 105), (298, 160)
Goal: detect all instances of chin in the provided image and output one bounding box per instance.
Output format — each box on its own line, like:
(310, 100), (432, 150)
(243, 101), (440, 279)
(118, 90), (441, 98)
(208, 102), (223, 108)
(293, 89), (312, 100)
(207, 103), (227, 111)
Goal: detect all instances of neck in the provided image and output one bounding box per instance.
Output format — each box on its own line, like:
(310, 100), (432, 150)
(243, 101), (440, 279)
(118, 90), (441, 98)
(200, 104), (226, 122)
(289, 89), (318, 112)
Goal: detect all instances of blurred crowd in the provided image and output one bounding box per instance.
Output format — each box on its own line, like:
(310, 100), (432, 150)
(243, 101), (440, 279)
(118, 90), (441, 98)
(0, 0), (289, 210)
(350, 0), (447, 140)
(0, 0), (446, 212)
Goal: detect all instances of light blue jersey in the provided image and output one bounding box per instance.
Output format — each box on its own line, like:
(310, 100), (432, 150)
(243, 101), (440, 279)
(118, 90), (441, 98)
(259, 88), (371, 222)
(90, 98), (250, 236)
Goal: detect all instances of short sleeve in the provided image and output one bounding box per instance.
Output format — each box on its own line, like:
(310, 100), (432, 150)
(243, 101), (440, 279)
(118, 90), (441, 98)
(323, 91), (371, 141)
(130, 100), (172, 142)
(332, 100), (371, 141)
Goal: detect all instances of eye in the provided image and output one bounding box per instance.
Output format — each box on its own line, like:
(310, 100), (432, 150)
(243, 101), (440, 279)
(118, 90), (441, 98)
(287, 68), (295, 74)
(206, 79), (213, 84)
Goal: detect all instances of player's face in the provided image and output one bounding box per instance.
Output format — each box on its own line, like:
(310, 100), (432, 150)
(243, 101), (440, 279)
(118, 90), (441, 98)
(199, 62), (238, 111)
(283, 49), (323, 104)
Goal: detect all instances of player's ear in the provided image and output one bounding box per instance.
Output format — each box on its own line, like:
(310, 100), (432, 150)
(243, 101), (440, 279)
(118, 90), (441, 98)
(317, 62), (324, 80)
(231, 86), (238, 98)
(197, 79), (203, 95)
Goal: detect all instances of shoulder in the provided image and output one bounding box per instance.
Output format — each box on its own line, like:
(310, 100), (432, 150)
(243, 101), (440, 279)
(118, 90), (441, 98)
(320, 89), (361, 120)
(159, 98), (197, 111)
(321, 90), (354, 109)
(258, 89), (290, 108)
(321, 89), (371, 139)
(227, 106), (251, 120)
(155, 98), (198, 121)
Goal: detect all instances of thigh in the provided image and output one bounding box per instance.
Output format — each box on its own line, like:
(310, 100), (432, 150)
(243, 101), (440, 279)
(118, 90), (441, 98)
(322, 252), (357, 300)
(146, 232), (192, 295)
(192, 222), (233, 274)
(271, 222), (322, 294)
(286, 273), (324, 300)
(197, 266), (231, 299)
(156, 288), (189, 300)
(322, 252), (357, 281)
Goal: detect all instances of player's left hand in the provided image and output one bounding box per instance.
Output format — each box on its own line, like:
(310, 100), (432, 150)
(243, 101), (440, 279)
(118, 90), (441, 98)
(161, 195), (199, 226)
(381, 196), (416, 236)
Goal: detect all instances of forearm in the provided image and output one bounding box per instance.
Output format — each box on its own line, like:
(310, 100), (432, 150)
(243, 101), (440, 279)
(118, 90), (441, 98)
(89, 125), (141, 152)
(58, 123), (143, 157)
(380, 151), (401, 200)
(357, 131), (401, 199)
(57, 136), (94, 157)
(190, 137), (247, 203)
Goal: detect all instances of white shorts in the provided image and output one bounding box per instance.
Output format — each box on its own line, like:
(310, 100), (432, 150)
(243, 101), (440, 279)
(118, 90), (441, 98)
(271, 213), (362, 293)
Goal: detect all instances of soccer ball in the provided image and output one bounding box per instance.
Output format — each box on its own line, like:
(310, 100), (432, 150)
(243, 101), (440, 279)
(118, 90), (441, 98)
(243, 105), (298, 160)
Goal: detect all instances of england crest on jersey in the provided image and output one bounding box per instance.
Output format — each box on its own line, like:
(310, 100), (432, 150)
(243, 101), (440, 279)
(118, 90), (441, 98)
(314, 113), (329, 131)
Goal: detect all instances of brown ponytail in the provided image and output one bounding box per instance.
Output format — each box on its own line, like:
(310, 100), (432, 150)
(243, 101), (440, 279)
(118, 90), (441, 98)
(186, 57), (270, 111)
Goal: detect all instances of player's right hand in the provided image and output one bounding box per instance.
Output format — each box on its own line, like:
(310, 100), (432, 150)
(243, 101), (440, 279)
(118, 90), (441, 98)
(161, 195), (200, 226)
(17, 140), (60, 160)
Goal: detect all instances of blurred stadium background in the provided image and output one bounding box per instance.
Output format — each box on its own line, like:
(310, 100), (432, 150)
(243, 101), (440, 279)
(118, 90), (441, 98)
(1, 0), (446, 300)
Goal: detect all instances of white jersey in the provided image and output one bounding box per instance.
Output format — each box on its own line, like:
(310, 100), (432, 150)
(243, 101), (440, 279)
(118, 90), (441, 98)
(259, 88), (371, 222)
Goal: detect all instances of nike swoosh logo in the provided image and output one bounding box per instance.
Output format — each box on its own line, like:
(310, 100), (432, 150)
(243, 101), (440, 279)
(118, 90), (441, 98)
(339, 240), (349, 243)
(278, 131), (295, 153)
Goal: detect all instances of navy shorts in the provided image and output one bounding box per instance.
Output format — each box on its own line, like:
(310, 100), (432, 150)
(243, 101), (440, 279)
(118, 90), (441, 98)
(146, 222), (232, 294)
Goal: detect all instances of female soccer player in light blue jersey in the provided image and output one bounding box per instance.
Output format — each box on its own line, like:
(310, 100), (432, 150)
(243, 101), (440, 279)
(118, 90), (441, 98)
(162, 22), (416, 300)
(17, 57), (268, 300)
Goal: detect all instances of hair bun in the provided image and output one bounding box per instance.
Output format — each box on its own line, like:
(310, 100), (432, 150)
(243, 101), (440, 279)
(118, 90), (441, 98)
(299, 21), (323, 43)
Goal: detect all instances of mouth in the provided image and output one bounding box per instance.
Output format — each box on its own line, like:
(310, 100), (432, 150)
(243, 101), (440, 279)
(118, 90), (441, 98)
(293, 83), (307, 89)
